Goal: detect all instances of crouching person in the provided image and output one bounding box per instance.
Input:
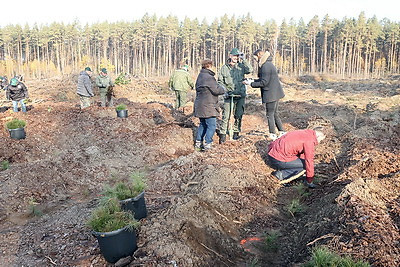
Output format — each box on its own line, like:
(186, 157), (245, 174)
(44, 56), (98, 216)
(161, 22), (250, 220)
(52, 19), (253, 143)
(267, 127), (326, 188)
(6, 78), (28, 113)
(194, 59), (225, 151)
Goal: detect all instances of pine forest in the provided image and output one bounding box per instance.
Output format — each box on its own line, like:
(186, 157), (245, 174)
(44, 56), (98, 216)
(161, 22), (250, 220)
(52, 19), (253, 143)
(0, 12), (399, 78)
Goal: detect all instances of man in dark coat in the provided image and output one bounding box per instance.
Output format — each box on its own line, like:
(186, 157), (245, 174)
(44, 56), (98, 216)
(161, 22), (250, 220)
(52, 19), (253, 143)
(246, 50), (285, 140)
(77, 67), (94, 109)
(6, 77), (28, 112)
(194, 59), (225, 151)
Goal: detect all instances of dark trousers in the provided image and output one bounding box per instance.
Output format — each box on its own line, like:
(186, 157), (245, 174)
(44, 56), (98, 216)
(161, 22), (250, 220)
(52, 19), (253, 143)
(268, 155), (305, 179)
(266, 101), (284, 134)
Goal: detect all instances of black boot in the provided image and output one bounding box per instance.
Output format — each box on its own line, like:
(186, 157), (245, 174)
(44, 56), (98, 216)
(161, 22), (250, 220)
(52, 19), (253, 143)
(219, 134), (226, 144)
(233, 132), (240, 140)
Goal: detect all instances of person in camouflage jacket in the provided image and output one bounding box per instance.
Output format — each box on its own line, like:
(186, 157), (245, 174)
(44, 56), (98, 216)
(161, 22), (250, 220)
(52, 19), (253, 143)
(217, 48), (253, 143)
(95, 68), (114, 107)
(168, 65), (194, 110)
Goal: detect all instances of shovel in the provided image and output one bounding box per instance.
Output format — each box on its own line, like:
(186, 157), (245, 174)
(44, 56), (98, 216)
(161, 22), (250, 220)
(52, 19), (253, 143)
(279, 170), (306, 185)
(228, 94), (241, 140)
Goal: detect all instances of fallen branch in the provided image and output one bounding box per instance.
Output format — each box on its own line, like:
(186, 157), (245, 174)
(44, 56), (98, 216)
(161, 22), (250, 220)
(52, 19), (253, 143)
(45, 256), (57, 265)
(199, 242), (233, 266)
(333, 154), (340, 169)
(307, 233), (335, 246)
(214, 210), (229, 221)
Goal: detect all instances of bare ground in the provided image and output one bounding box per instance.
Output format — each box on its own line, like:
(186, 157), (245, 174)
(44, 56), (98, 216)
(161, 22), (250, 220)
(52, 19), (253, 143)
(0, 75), (400, 266)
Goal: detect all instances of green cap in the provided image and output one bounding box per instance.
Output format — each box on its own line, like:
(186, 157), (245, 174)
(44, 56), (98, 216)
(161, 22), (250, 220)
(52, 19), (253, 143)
(182, 65), (189, 71)
(10, 78), (18, 86)
(101, 68), (107, 74)
(85, 67), (92, 72)
(230, 48), (240, 55)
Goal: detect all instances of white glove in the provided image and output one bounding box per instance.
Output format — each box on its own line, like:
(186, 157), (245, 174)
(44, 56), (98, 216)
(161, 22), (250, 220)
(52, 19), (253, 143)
(243, 78), (254, 86)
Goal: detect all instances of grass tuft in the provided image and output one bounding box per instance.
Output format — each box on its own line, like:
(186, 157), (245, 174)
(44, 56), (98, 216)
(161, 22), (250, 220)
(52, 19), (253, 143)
(6, 119), (26, 129)
(303, 246), (370, 267)
(87, 198), (139, 233)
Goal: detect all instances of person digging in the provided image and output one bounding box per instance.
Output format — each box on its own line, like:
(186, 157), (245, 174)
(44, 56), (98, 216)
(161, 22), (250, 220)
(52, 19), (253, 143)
(267, 127), (326, 188)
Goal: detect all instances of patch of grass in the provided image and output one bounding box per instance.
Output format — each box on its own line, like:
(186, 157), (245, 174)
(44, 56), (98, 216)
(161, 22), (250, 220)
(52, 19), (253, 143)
(102, 171), (147, 201)
(303, 246), (370, 267)
(248, 257), (261, 267)
(28, 198), (43, 217)
(87, 198), (139, 233)
(287, 198), (304, 217)
(1, 160), (9, 170)
(115, 103), (127, 111)
(6, 118), (26, 129)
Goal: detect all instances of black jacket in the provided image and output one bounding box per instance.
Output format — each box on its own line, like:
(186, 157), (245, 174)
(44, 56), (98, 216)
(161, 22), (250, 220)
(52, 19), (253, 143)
(6, 82), (28, 101)
(194, 68), (225, 118)
(251, 56), (284, 103)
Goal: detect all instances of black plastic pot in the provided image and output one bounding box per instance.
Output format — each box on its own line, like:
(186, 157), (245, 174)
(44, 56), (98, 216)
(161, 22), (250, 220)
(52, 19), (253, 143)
(116, 109), (128, 118)
(92, 226), (137, 264)
(120, 191), (147, 220)
(8, 128), (26, 139)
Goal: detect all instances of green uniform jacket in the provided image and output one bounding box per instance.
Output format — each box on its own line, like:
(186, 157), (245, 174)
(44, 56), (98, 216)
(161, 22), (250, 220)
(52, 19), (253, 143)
(168, 69), (194, 92)
(95, 74), (113, 89)
(218, 59), (253, 97)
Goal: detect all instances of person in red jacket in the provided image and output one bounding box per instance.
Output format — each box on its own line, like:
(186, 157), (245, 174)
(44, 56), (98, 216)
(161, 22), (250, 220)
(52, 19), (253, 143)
(268, 127), (326, 188)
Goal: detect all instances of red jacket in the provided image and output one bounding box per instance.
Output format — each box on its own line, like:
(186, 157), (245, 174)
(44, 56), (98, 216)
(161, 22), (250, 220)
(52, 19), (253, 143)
(268, 129), (318, 178)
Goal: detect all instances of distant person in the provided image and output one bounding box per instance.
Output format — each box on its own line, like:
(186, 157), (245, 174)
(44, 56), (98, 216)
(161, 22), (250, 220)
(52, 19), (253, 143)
(168, 64), (194, 111)
(267, 127), (326, 188)
(6, 78), (28, 113)
(0, 76), (8, 90)
(77, 67), (94, 109)
(95, 68), (114, 107)
(245, 49), (285, 141)
(218, 48), (253, 143)
(194, 59), (225, 151)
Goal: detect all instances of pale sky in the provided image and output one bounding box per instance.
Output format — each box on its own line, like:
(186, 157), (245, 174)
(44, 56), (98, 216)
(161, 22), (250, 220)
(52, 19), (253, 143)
(0, 0), (398, 27)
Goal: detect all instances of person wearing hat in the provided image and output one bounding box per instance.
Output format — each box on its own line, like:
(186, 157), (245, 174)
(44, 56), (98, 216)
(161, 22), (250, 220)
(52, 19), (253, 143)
(244, 49), (285, 141)
(217, 48), (253, 143)
(95, 68), (114, 107)
(77, 67), (94, 109)
(5, 77), (28, 112)
(168, 64), (194, 111)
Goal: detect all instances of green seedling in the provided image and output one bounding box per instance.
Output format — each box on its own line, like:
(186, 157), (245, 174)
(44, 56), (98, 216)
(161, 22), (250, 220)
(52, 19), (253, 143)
(287, 198), (303, 217)
(28, 198), (43, 217)
(102, 171), (147, 201)
(115, 104), (127, 111)
(262, 230), (280, 252)
(294, 183), (311, 198)
(1, 160), (9, 170)
(87, 198), (139, 233)
(6, 119), (26, 129)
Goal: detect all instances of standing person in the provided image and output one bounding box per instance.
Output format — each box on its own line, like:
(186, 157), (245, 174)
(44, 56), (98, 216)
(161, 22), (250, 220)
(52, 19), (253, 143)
(6, 78), (28, 113)
(218, 48), (253, 143)
(0, 76), (8, 90)
(194, 59), (225, 151)
(77, 67), (94, 109)
(168, 64), (194, 111)
(267, 127), (326, 188)
(95, 68), (114, 107)
(245, 49), (285, 141)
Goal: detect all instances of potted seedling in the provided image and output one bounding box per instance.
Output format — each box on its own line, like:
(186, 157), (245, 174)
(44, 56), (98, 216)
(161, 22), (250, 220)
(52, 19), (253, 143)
(103, 171), (148, 220)
(6, 118), (26, 139)
(88, 198), (139, 264)
(116, 104), (128, 118)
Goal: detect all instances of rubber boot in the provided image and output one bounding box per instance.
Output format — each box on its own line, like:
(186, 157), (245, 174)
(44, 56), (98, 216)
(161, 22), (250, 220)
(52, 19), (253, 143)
(233, 132), (240, 140)
(219, 134), (226, 144)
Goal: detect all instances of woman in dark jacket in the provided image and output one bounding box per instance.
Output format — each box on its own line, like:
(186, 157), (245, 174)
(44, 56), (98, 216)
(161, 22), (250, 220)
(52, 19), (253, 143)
(6, 78), (28, 113)
(194, 59), (225, 151)
(247, 50), (285, 140)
